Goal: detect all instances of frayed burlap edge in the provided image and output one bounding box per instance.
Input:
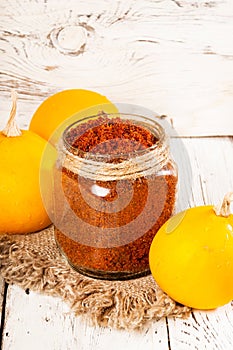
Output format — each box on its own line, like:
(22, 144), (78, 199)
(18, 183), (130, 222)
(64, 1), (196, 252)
(0, 226), (191, 330)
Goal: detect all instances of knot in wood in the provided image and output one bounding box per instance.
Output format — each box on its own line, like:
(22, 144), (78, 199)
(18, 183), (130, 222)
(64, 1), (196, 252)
(50, 25), (87, 55)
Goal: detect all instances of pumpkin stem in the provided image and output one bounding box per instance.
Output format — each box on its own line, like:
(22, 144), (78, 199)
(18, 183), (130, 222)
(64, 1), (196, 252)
(2, 90), (22, 137)
(213, 192), (233, 217)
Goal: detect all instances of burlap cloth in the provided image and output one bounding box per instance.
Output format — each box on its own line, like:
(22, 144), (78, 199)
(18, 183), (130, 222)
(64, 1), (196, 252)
(0, 226), (190, 330)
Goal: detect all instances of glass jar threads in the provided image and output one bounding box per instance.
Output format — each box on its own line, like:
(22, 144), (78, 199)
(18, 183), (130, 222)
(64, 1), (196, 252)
(53, 113), (178, 280)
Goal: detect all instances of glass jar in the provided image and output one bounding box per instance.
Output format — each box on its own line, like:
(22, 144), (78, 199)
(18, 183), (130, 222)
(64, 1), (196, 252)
(53, 113), (178, 280)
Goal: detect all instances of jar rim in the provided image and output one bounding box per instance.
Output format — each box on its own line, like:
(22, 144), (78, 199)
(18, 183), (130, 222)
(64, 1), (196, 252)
(62, 112), (167, 161)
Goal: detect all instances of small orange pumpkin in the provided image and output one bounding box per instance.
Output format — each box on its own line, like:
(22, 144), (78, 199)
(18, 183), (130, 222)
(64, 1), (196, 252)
(149, 193), (233, 309)
(29, 89), (117, 142)
(0, 90), (51, 233)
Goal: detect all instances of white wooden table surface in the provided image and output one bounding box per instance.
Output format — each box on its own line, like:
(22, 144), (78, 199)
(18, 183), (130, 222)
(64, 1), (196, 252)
(0, 0), (233, 349)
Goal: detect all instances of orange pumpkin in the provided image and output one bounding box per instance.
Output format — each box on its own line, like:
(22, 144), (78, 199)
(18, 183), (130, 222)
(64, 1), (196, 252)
(0, 91), (51, 233)
(149, 193), (233, 309)
(29, 89), (117, 142)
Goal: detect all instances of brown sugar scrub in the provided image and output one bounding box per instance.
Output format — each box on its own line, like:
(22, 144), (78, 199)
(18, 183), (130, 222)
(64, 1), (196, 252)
(54, 114), (178, 280)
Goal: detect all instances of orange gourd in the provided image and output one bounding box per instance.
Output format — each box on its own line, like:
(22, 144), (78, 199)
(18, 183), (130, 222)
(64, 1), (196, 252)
(0, 91), (51, 233)
(149, 193), (233, 309)
(29, 89), (117, 142)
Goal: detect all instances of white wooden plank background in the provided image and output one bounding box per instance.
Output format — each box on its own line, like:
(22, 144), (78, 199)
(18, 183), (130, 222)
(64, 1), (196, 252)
(0, 0), (233, 349)
(0, 0), (232, 136)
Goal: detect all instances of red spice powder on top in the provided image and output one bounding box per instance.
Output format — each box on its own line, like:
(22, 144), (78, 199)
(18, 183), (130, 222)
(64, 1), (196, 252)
(55, 116), (177, 280)
(65, 116), (158, 155)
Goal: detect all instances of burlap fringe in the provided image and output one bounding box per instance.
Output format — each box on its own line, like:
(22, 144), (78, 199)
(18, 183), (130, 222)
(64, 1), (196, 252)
(0, 227), (190, 330)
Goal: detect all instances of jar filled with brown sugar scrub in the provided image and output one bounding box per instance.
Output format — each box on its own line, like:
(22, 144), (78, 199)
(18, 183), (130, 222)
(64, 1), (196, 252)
(53, 113), (178, 280)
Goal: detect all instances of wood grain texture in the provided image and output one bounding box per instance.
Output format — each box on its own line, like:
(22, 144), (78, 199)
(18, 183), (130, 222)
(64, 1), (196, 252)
(1, 285), (169, 350)
(0, 0), (232, 136)
(0, 279), (6, 338)
(167, 305), (233, 350)
(1, 137), (233, 350)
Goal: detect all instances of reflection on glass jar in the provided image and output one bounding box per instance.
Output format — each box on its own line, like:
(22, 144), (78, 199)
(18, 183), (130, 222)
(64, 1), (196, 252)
(53, 113), (178, 280)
